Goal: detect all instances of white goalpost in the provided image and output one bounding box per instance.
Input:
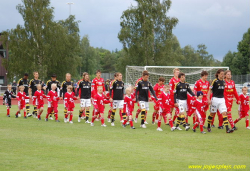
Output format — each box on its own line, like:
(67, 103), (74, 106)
(126, 66), (229, 86)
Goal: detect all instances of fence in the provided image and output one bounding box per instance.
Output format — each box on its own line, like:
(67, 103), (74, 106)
(232, 74), (250, 84)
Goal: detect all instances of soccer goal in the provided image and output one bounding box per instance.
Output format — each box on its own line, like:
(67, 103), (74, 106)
(126, 66), (229, 86)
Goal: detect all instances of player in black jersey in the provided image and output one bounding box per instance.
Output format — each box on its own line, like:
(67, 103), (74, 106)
(29, 72), (45, 118)
(17, 73), (30, 116)
(109, 73), (125, 127)
(174, 72), (195, 131)
(60, 73), (75, 120)
(77, 72), (92, 123)
(46, 74), (60, 120)
(3, 84), (16, 117)
(136, 70), (157, 128)
(207, 69), (233, 133)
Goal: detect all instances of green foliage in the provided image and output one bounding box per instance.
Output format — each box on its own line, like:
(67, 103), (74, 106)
(2, 0), (81, 81)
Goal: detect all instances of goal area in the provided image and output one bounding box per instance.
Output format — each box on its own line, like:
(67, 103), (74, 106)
(125, 66), (229, 86)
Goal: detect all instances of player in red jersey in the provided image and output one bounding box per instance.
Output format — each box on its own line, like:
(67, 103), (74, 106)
(15, 86), (29, 118)
(158, 85), (175, 131)
(64, 85), (78, 124)
(123, 87), (136, 129)
(46, 83), (60, 122)
(169, 68), (180, 123)
(187, 90), (196, 125)
(152, 77), (165, 124)
(91, 86), (109, 127)
(193, 71), (210, 127)
(134, 75), (143, 123)
(234, 87), (250, 129)
(224, 70), (240, 130)
(33, 84), (47, 120)
(91, 70), (105, 96)
(192, 91), (207, 134)
(3, 84), (16, 117)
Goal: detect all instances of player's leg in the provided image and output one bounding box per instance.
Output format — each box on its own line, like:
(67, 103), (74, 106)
(23, 108), (27, 119)
(53, 107), (59, 122)
(111, 101), (117, 126)
(85, 105), (91, 123)
(245, 115), (250, 129)
(69, 110), (73, 123)
(157, 112), (163, 131)
(135, 102), (141, 123)
(226, 102), (236, 130)
(100, 112), (106, 127)
(91, 109), (98, 126)
(139, 101), (147, 128)
(45, 107), (52, 121)
(167, 113), (175, 131)
(64, 108), (69, 123)
(25, 98), (31, 117)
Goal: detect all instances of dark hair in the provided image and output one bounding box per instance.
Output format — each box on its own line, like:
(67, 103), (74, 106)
(51, 74), (57, 77)
(83, 72), (88, 77)
(114, 73), (117, 77)
(24, 73), (29, 76)
(142, 70), (149, 76)
(178, 72), (185, 78)
(201, 71), (208, 77)
(158, 77), (165, 82)
(96, 70), (101, 74)
(215, 69), (224, 78)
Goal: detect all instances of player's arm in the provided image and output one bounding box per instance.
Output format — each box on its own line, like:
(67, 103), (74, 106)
(28, 80), (33, 98)
(193, 81), (198, 95)
(149, 84), (157, 101)
(17, 79), (22, 92)
(233, 84), (240, 103)
(135, 83), (140, 102)
(109, 81), (114, 102)
(187, 84), (196, 97)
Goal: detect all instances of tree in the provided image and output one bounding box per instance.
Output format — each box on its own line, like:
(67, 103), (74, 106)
(2, 0), (81, 81)
(118, 0), (178, 66)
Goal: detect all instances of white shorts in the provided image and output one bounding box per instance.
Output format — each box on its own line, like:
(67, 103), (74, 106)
(177, 99), (187, 113)
(139, 101), (149, 111)
(113, 100), (124, 109)
(80, 99), (91, 108)
(25, 99), (29, 104)
(210, 97), (227, 113)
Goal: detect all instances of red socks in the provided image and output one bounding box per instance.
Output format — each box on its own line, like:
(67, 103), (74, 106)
(199, 124), (204, 132)
(91, 116), (96, 123)
(69, 114), (73, 121)
(152, 112), (156, 122)
(55, 113), (58, 120)
(129, 120), (133, 127)
(234, 118), (240, 124)
(136, 109), (141, 119)
(193, 115), (196, 124)
(173, 114), (177, 122)
(156, 113), (159, 120)
(185, 117), (188, 124)
(7, 108), (10, 115)
(169, 119), (173, 128)
(163, 114), (167, 124)
(227, 113), (235, 128)
(193, 122), (199, 129)
(158, 120), (161, 128)
(101, 118), (105, 125)
(24, 111), (26, 117)
(246, 119), (249, 127)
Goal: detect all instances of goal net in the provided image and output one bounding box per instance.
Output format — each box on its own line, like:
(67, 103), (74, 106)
(126, 66), (229, 86)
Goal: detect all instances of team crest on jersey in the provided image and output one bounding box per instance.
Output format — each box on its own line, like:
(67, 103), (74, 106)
(142, 84), (144, 86)
(180, 86), (182, 88)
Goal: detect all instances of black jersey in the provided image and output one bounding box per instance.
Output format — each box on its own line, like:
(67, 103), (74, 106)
(110, 80), (124, 100)
(60, 80), (75, 98)
(174, 82), (195, 103)
(210, 79), (225, 98)
(78, 80), (91, 99)
(136, 80), (157, 102)
(29, 79), (43, 96)
(17, 78), (29, 95)
(46, 80), (60, 93)
(105, 82), (110, 91)
(3, 90), (16, 106)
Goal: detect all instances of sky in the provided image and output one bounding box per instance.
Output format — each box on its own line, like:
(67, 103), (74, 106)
(0, 0), (249, 61)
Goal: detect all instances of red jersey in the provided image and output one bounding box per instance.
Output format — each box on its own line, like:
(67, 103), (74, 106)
(91, 77), (105, 95)
(154, 83), (164, 98)
(47, 90), (59, 105)
(194, 79), (209, 97)
(34, 90), (46, 105)
(187, 93), (196, 111)
(224, 80), (239, 102)
(239, 94), (249, 112)
(64, 92), (77, 108)
(159, 92), (172, 112)
(169, 77), (180, 92)
(193, 99), (207, 118)
(124, 95), (133, 115)
(93, 93), (109, 113)
(16, 92), (28, 107)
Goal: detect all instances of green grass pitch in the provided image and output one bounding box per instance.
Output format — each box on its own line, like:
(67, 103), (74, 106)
(0, 103), (249, 171)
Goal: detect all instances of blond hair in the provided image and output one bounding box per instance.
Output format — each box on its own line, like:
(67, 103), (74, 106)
(173, 68), (180, 74)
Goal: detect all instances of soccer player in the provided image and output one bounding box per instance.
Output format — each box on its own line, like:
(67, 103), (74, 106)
(29, 71), (45, 118)
(207, 69), (234, 133)
(187, 87), (196, 126)
(3, 84), (16, 117)
(234, 87), (250, 129)
(46, 74), (60, 120)
(158, 84), (175, 131)
(174, 72), (195, 131)
(46, 84), (60, 122)
(224, 70), (239, 131)
(169, 68), (180, 124)
(34, 84), (47, 120)
(16, 86), (29, 118)
(60, 73), (75, 120)
(91, 86), (109, 127)
(152, 77), (165, 124)
(64, 85), (78, 124)
(193, 71), (210, 126)
(107, 73), (117, 122)
(17, 73), (30, 116)
(136, 70), (158, 128)
(123, 87), (136, 129)
(78, 72), (92, 123)
(134, 74), (143, 123)
(192, 91), (207, 134)
(109, 72), (125, 126)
